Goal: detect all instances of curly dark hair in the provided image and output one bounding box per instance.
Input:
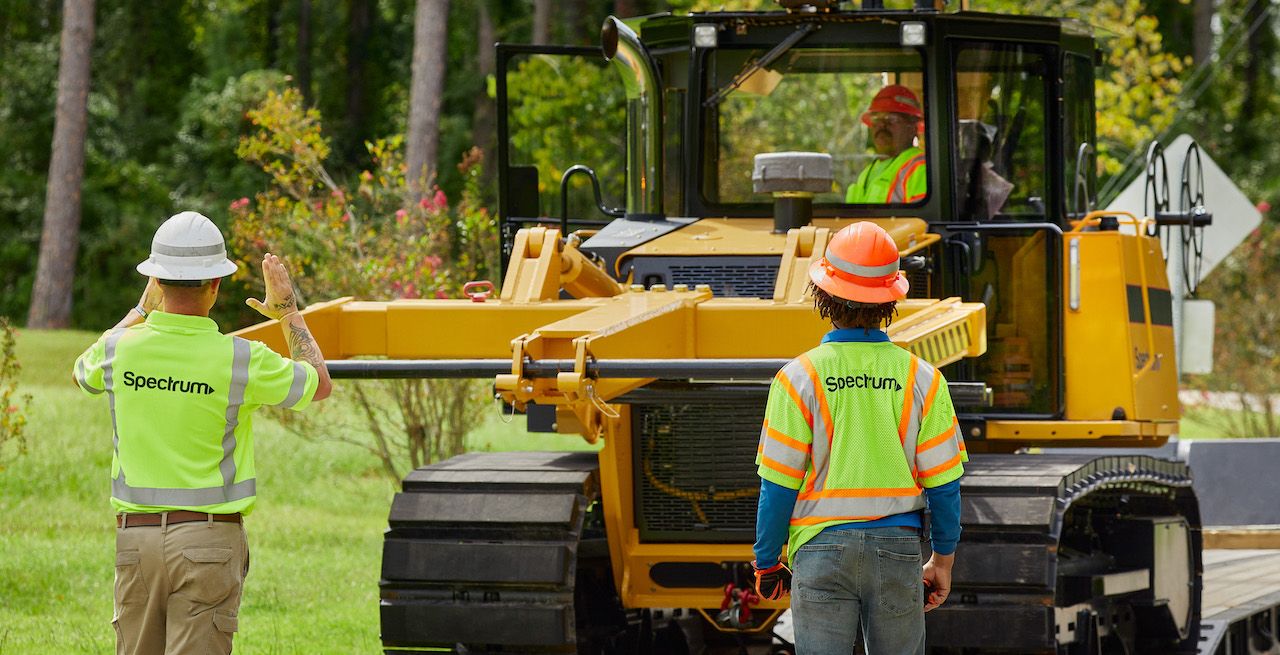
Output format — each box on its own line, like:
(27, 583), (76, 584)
(809, 282), (897, 330)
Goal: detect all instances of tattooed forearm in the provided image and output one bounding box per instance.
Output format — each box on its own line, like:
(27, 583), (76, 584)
(286, 321), (323, 369)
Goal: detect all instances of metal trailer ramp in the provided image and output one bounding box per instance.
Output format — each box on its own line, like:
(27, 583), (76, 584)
(1198, 550), (1280, 655)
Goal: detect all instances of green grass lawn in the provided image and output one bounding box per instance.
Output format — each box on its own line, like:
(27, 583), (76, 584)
(0, 328), (592, 654)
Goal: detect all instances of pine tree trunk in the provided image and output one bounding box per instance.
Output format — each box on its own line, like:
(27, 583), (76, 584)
(472, 0), (496, 183)
(1193, 0), (1213, 67)
(1240, 0), (1273, 126)
(28, 0), (95, 329)
(297, 0), (312, 104)
(343, 0), (373, 163)
(533, 0), (552, 45)
(406, 0), (450, 195)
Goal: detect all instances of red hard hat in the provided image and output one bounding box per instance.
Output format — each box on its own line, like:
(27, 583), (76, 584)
(861, 84), (924, 127)
(808, 222), (909, 304)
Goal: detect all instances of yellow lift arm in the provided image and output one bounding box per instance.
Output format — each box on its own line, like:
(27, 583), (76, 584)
(234, 226), (987, 442)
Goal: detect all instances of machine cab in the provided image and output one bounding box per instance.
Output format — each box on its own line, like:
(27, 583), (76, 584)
(496, 7), (1176, 442)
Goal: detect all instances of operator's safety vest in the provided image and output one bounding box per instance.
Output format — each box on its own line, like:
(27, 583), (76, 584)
(845, 146), (927, 204)
(74, 311), (319, 515)
(756, 332), (965, 559)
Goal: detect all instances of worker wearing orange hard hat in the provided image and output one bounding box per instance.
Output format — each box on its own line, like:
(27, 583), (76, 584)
(752, 221), (965, 653)
(846, 85), (928, 205)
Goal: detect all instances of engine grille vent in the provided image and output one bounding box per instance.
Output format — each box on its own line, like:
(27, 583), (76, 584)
(634, 402), (764, 542)
(626, 256), (780, 299)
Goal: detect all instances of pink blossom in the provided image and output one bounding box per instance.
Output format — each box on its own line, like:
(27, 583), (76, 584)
(395, 209), (408, 224)
(331, 189), (345, 199)
(1258, 200), (1272, 214)
(341, 212), (351, 223)
(361, 171), (374, 181)
(432, 189), (448, 210)
(403, 282), (418, 298)
(229, 197), (251, 211)
(419, 198), (430, 208)
(435, 289), (448, 299)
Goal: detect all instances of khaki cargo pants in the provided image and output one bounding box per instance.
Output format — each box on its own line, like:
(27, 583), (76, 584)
(114, 520), (248, 655)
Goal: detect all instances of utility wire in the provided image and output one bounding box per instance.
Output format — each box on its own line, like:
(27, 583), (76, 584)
(1099, 0), (1273, 202)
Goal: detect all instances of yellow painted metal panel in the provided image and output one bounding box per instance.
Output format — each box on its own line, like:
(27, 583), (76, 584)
(1064, 234), (1136, 421)
(619, 217), (930, 260)
(694, 301), (828, 358)
(383, 301), (594, 358)
(986, 419), (1176, 441)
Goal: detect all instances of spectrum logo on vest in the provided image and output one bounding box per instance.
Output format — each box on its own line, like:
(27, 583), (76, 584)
(121, 371), (215, 395)
(825, 373), (903, 393)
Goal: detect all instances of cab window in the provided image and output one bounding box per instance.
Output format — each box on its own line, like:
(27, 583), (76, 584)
(703, 47), (927, 207)
(953, 43), (1050, 221)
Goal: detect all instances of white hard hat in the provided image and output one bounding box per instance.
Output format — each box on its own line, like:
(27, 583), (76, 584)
(136, 211), (238, 280)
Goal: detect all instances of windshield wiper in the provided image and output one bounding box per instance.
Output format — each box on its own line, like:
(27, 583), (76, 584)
(703, 22), (821, 107)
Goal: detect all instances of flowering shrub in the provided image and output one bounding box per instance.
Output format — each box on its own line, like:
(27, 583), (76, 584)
(229, 87), (499, 481)
(0, 318), (31, 466)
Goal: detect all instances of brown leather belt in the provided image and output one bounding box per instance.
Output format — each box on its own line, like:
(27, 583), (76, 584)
(116, 511), (242, 528)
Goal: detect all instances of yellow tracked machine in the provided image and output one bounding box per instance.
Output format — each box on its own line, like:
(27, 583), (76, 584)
(237, 2), (1260, 653)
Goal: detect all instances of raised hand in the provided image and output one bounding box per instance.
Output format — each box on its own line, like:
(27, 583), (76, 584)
(245, 253), (298, 320)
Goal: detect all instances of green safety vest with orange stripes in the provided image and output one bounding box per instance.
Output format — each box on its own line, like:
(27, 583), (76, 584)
(74, 311), (319, 515)
(755, 336), (965, 560)
(845, 147), (927, 204)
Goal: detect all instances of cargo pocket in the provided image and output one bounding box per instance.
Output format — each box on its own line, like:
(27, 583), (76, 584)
(179, 547), (238, 606)
(114, 550), (147, 606)
(876, 546), (922, 616)
(210, 611), (238, 655)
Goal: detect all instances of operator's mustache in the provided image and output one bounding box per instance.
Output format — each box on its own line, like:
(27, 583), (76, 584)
(875, 128), (891, 139)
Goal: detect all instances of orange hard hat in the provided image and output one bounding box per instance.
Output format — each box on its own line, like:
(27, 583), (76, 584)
(808, 222), (909, 304)
(861, 84), (924, 127)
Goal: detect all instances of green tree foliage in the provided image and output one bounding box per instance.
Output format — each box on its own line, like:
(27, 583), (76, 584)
(504, 53), (627, 217)
(228, 87), (499, 479)
(978, 0), (1186, 179)
(1186, 221), (1280, 437)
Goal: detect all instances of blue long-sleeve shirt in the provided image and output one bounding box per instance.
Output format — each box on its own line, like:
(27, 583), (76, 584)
(753, 477), (961, 568)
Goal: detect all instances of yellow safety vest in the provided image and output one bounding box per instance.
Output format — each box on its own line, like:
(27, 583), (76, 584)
(74, 311), (318, 515)
(845, 147), (927, 204)
(756, 337), (965, 560)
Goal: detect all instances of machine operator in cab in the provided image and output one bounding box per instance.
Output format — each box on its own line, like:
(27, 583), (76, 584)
(751, 222), (964, 654)
(846, 85), (927, 205)
(73, 212), (332, 655)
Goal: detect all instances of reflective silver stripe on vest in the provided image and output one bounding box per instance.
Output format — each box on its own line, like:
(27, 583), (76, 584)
(75, 357), (103, 394)
(792, 493), (925, 523)
(112, 478), (257, 506)
(102, 329), (126, 459)
(152, 242), (226, 257)
(278, 361), (307, 408)
(778, 358), (832, 492)
(904, 356), (935, 476)
(219, 339), (251, 496)
(824, 248), (899, 279)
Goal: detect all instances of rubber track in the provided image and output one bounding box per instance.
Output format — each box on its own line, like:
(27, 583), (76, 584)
(380, 451), (600, 653)
(925, 453), (1202, 653)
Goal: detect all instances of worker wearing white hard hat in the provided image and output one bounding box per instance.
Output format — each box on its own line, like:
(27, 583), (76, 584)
(73, 211), (333, 655)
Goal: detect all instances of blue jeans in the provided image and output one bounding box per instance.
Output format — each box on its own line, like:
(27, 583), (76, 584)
(790, 527), (925, 655)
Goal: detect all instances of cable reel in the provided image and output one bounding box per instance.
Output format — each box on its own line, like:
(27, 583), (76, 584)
(1143, 141), (1170, 244)
(1178, 141), (1208, 295)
